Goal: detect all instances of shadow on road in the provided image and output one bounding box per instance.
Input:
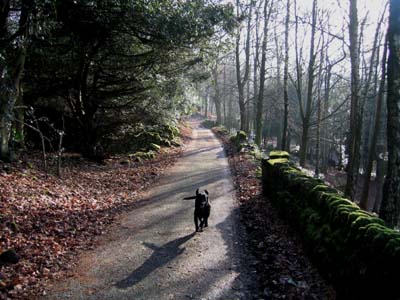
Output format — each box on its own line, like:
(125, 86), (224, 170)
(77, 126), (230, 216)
(115, 232), (195, 289)
(182, 145), (221, 158)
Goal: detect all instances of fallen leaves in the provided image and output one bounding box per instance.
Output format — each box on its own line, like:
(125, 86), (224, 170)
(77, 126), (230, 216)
(0, 123), (191, 300)
(214, 129), (336, 300)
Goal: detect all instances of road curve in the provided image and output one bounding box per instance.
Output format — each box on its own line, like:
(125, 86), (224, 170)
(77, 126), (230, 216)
(42, 124), (259, 300)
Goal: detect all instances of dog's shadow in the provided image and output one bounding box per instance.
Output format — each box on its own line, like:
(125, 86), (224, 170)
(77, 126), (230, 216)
(115, 232), (195, 289)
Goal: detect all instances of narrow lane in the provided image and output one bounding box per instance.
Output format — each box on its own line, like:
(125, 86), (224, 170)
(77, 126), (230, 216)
(42, 125), (258, 300)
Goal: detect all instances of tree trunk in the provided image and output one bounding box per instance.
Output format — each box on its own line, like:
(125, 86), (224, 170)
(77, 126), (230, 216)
(213, 65), (222, 126)
(223, 64), (227, 124)
(299, 0), (317, 167)
(0, 46), (27, 160)
(380, 0), (400, 227)
(235, 0), (252, 132)
(14, 92), (25, 149)
(315, 44), (325, 178)
(360, 34), (388, 210)
(255, 0), (273, 146)
(374, 144), (386, 213)
(281, 0), (290, 151)
(345, 0), (362, 199)
(253, 8), (260, 134)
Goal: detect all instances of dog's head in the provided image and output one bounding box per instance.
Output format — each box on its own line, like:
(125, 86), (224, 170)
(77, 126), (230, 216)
(195, 188), (209, 208)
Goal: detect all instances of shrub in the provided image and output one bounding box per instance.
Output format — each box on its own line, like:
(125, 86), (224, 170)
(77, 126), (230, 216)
(230, 130), (247, 151)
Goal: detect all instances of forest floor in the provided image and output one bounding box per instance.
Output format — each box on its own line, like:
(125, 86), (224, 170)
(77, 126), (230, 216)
(213, 129), (336, 300)
(0, 122), (192, 300)
(1, 120), (337, 300)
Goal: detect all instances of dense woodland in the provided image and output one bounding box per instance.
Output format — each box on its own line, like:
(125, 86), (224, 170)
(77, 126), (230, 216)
(1, 1), (400, 219)
(1, 0), (400, 221)
(197, 0), (400, 228)
(1, 0), (400, 298)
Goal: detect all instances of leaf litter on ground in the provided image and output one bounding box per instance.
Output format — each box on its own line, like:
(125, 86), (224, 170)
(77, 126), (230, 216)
(213, 128), (336, 300)
(0, 123), (192, 300)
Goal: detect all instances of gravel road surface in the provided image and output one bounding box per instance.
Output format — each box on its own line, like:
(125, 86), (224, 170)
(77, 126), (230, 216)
(42, 124), (259, 300)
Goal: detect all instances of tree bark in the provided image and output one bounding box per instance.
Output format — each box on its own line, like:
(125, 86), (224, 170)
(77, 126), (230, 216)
(213, 64), (222, 126)
(281, 0), (290, 151)
(345, 0), (362, 199)
(299, 0), (317, 167)
(360, 34), (388, 210)
(0, 45), (27, 160)
(0, 0), (30, 160)
(380, 0), (400, 227)
(315, 43), (325, 178)
(255, 0), (273, 146)
(235, 0), (252, 132)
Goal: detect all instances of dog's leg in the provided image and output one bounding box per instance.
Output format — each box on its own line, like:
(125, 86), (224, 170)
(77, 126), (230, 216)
(204, 205), (210, 227)
(194, 214), (199, 232)
(199, 218), (205, 230)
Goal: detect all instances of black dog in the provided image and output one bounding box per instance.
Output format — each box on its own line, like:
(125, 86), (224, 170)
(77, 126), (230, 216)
(183, 189), (211, 232)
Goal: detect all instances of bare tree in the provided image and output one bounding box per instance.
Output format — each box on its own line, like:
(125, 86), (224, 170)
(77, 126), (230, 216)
(380, 0), (400, 227)
(345, 0), (362, 199)
(0, 0), (31, 160)
(360, 29), (388, 210)
(235, 0), (252, 132)
(255, 0), (274, 146)
(281, 0), (290, 151)
(298, 0), (317, 167)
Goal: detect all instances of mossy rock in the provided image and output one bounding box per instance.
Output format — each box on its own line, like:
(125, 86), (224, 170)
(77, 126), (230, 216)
(161, 139), (171, 147)
(345, 211), (381, 228)
(311, 184), (338, 197)
(365, 224), (400, 253)
(230, 131), (247, 151)
(283, 167), (303, 177)
(269, 150), (290, 159)
(132, 150), (156, 161)
(351, 215), (377, 230)
(267, 158), (289, 166)
(236, 130), (247, 141)
(216, 127), (229, 135)
(162, 124), (180, 139)
(149, 143), (161, 152)
(317, 193), (347, 213)
(134, 131), (163, 146)
(255, 166), (262, 178)
(383, 238), (400, 257)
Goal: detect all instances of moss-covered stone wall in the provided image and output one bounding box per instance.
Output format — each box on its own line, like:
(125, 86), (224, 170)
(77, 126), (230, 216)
(261, 152), (400, 299)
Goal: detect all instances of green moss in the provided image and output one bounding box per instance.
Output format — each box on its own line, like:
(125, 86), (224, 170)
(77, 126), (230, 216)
(133, 150), (156, 161)
(283, 167), (303, 176)
(236, 130), (247, 141)
(312, 184), (338, 195)
(346, 211), (378, 227)
(384, 238), (400, 256)
(149, 143), (161, 152)
(171, 140), (181, 147)
(269, 150), (290, 159)
(363, 224), (400, 253)
(262, 153), (400, 293)
(255, 166), (262, 178)
(163, 124), (179, 138)
(267, 158), (289, 166)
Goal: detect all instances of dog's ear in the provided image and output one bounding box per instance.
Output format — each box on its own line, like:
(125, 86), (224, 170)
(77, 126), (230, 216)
(196, 188), (199, 195)
(204, 190), (209, 195)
